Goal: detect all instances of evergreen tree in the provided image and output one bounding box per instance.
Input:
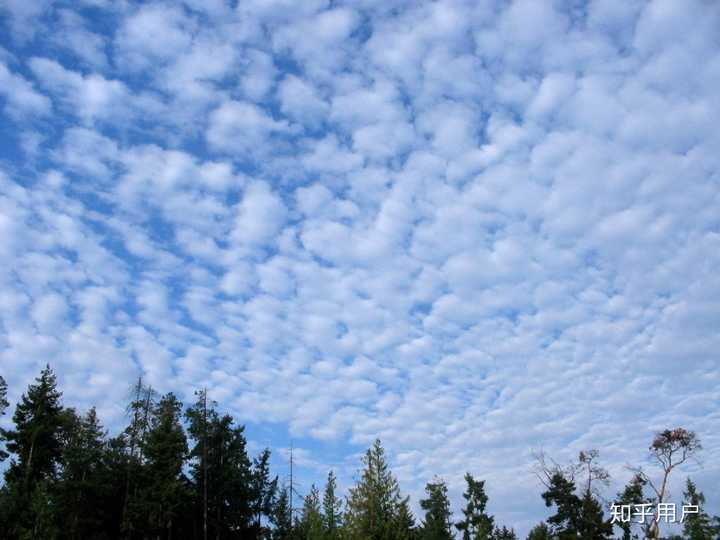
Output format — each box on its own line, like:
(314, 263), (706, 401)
(576, 490), (612, 540)
(55, 407), (110, 539)
(300, 484), (325, 540)
(0, 365), (65, 538)
(682, 478), (720, 540)
(492, 525), (517, 540)
(345, 439), (404, 540)
(272, 486), (294, 540)
(525, 522), (550, 540)
(541, 472), (580, 539)
(323, 470), (343, 539)
(613, 474), (651, 540)
(395, 498), (417, 540)
(0, 374), (8, 462)
(455, 473), (494, 540)
(186, 390), (255, 538)
(1, 365), (64, 487)
(121, 377), (156, 539)
(253, 448), (280, 536)
(140, 392), (189, 539)
(419, 479), (453, 540)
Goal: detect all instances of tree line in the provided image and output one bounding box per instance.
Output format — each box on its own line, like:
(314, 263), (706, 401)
(0, 367), (717, 540)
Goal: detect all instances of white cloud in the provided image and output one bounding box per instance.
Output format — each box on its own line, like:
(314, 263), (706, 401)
(2, 1), (720, 536)
(0, 61), (51, 117)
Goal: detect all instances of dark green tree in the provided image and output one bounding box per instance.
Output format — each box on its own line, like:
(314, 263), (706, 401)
(323, 470), (343, 539)
(140, 392), (189, 539)
(537, 451), (612, 540)
(345, 439), (404, 540)
(541, 472), (580, 539)
(121, 377), (156, 539)
(253, 447), (279, 536)
(613, 474), (651, 540)
(492, 525), (517, 540)
(55, 407), (110, 539)
(300, 484), (325, 540)
(272, 486), (294, 540)
(1, 365), (64, 487)
(395, 497), (417, 540)
(0, 374), (8, 461)
(419, 479), (453, 540)
(525, 522), (550, 540)
(0, 365), (65, 538)
(455, 473), (494, 540)
(576, 490), (612, 540)
(682, 478), (720, 540)
(186, 390), (255, 538)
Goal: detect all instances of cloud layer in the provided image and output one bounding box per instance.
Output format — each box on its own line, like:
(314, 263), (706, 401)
(1, 0), (719, 534)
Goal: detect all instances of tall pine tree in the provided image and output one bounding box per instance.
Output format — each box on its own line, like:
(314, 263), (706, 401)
(345, 439), (404, 540)
(323, 470), (343, 539)
(0, 374), (8, 462)
(299, 484), (325, 540)
(0, 365), (65, 538)
(55, 407), (110, 540)
(419, 479), (453, 540)
(140, 392), (189, 539)
(682, 478), (720, 540)
(455, 473), (494, 540)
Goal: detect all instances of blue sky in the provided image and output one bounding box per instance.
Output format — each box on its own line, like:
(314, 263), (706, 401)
(1, 0), (719, 536)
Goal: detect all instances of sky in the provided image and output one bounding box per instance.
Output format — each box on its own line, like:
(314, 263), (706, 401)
(0, 0), (719, 536)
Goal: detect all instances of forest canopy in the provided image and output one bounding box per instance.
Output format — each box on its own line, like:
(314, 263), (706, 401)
(0, 367), (717, 540)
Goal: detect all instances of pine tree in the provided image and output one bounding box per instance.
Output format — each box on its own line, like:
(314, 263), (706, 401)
(0, 365), (65, 538)
(345, 439), (404, 540)
(0, 374), (8, 462)
(141, 392), (189, 539)
(395, 497), (418, 540)
(272, 486), (294, 540)
(253, 448), (280, 536)
(682, 478), (720, 540)
(455, 473), (494, 540)
(576, 489), (612, 540)
(186, 390), (255, 538)
(541, 472), (580, 539)
(300, 484), (325, 540)
(492, 525), (517, 540)
(525, 522), (550, 540)
(121, 377), (156, 538)
(323, 470), (343, 539)
(55, 407), (110, 539)
(1, 365), (64, 487)
(613, 474), (651, 540)
(419, 479), (453, 540)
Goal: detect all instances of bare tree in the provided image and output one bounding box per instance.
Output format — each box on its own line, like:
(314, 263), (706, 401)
(629, 428), (702, 539)
(533, 448), (609, 496)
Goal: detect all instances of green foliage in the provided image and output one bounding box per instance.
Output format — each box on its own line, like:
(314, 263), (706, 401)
(272, 486), (294, 540)
(323, 470), (343, 539)
(683, 478), (720, 540)
(140, 392), (190, 537)
(613, 474), (652, 540)
(300, 484), (325, 540)
(0, 374), (8, 462)
(455, 473), (494, 540)
(419, 479), (453, 540)
(2, 365), (64, 488)
(186, 389), (256, 537)
(345, 439), (406, 540)
(492, 525), (517, 540)
(525, 522), (550, 540)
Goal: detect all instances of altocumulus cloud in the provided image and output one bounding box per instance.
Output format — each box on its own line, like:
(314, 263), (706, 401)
(1, 0), (719, 535)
